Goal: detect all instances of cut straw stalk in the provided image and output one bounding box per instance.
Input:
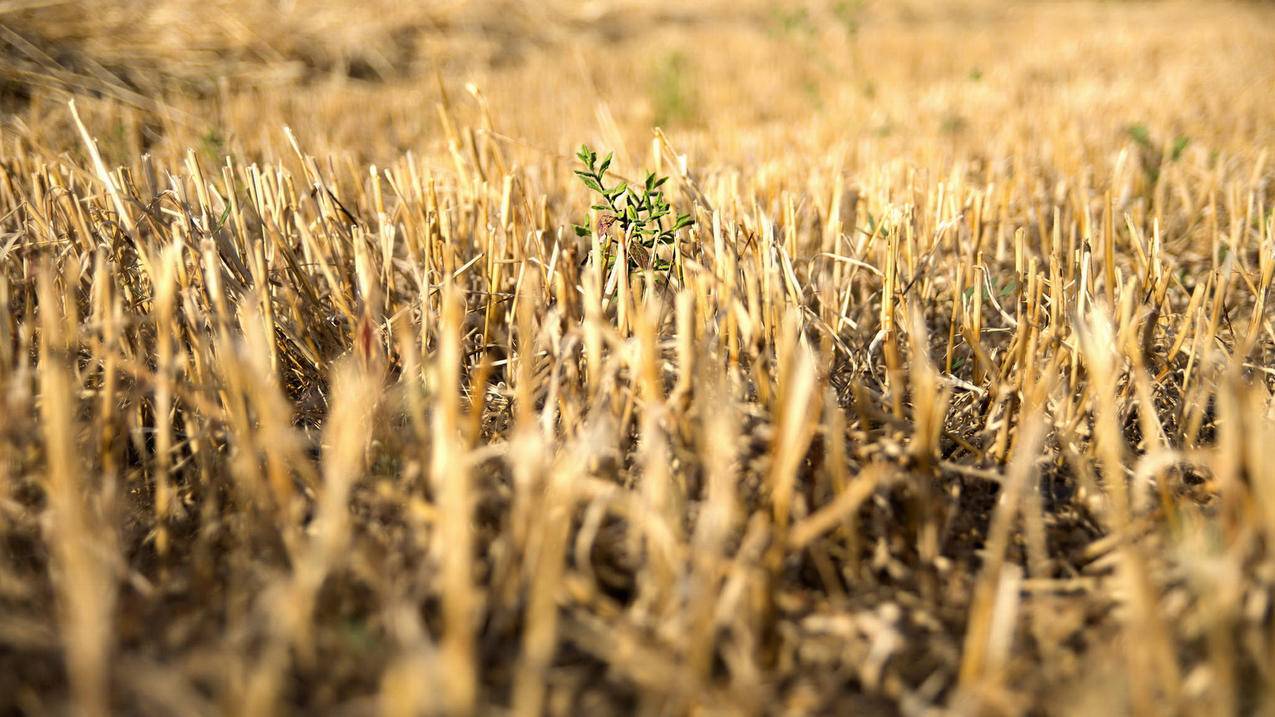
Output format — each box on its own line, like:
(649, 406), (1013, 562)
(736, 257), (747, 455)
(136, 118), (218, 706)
(39, 264), (115, 717)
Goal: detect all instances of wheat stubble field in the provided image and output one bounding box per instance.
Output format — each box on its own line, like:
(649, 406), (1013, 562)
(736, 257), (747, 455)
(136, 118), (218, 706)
(1, 0), (1274, 714)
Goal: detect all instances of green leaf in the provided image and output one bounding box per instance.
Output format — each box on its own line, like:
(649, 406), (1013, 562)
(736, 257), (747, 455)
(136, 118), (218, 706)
(574, 224), (591, 237)
(213, 203), (233, 232)
(1127, 124), (1153, 148)
(599, 152), (612, 173)
(1170, 135), (1190, 161)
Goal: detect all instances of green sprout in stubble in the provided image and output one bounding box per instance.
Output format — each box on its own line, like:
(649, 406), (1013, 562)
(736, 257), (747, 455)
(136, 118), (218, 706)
(572, 144), (693, 274)
(650, 51), (698, 127)
(1126, 123), (1191, 187)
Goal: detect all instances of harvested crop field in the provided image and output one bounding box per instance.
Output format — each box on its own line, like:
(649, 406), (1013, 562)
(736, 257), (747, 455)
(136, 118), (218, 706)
(1, 1), (1274, 714)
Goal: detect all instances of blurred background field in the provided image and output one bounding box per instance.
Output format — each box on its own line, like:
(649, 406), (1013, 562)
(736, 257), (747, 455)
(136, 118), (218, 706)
(6, 1), (1272, 162)
(1, 1), (1274, 715)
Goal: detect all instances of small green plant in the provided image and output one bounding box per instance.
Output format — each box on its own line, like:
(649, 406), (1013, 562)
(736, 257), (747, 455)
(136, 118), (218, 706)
(833, 0), (866, 36)
(770, 6), (815, 37)
(650, 51), (697, 126)
(199, 128), (227, 161)
(1127, 123), (1154, 148)
(1126, 123), (1191, 186)
(1169, 135), (1191, 161)
(572, 145), (693, 273)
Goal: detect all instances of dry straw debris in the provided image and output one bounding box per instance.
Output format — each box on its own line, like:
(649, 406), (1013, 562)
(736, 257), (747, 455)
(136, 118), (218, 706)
(1, 0), (1274, 714)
